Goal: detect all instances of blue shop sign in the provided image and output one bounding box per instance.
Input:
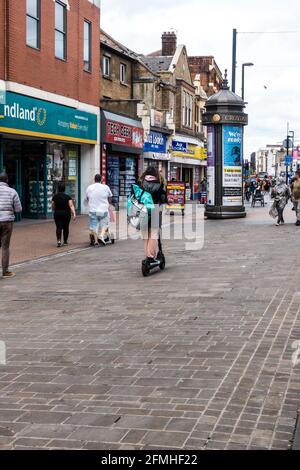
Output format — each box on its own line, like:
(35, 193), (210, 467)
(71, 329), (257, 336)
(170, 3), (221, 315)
(144, 131), (167, 153)
(172, 140), (188, 153)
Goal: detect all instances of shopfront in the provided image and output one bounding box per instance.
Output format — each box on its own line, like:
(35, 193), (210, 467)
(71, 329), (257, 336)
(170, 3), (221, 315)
(0, 91), (97, 219)
(170, 136), (207, 201)
(143, 130), (170, 181)
(101, 110), (144, 209)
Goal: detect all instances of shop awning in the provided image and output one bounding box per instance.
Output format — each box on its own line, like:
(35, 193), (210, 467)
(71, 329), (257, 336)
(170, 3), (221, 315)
(170, 156), (207, 166)
(102, 110), (143, 129)
(101, 110), (144, 150)
(172, 134), (204, 147)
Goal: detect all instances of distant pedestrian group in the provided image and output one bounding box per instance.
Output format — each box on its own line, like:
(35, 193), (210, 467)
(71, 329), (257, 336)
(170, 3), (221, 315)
(269, 172), (300, 226)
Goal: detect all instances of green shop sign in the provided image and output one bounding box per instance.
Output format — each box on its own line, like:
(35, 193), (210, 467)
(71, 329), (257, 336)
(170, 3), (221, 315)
(0, 91), (98, 144)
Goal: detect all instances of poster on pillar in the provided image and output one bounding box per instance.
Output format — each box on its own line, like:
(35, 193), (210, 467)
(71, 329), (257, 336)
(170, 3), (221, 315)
(207, 126), (215, 206)
(223, 126), (243, 206)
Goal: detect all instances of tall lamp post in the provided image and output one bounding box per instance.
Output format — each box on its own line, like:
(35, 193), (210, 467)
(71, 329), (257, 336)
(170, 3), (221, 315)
(242, 63), (254, 100)
(285, 126), (295, 183)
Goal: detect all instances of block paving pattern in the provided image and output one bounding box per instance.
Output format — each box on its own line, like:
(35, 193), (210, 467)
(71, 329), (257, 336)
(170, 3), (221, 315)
(1, 206), (300, 450)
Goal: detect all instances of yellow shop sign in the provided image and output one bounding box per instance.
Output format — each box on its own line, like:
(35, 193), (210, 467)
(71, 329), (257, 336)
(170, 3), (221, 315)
(172, 143), (207, 160)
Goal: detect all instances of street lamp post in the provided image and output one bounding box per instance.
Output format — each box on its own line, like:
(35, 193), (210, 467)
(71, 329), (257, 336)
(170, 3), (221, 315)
(284, 124), (295, 183)
(241, 63), (254, 100)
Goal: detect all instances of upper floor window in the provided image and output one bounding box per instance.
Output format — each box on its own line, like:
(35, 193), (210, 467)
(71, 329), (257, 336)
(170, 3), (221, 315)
(55, 0), (67, 60)
(183, 91), (193, 128)
(102, 56), (111, 78)
(120, 63), (127, 84)
(83, 20), (92, 71)
(26, 0), (40, 49)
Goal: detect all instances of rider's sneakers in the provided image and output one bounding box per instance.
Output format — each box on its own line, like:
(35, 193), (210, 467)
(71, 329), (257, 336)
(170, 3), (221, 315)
(147, 257), (159, 264)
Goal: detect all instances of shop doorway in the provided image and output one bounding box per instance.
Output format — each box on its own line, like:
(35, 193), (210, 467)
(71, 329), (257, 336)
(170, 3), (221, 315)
(3, 140), (46, 219)
(182, 167), (193, 201)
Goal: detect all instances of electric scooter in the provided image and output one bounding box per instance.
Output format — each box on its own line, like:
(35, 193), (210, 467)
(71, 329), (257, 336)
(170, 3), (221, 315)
(141, 231), (165, 277)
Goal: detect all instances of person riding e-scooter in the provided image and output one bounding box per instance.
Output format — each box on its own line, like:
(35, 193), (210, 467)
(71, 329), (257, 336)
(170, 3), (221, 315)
(139, 166), (166, 264)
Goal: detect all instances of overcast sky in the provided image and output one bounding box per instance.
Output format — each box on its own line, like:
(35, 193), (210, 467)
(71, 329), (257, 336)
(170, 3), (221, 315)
(101, 0), (300, 158)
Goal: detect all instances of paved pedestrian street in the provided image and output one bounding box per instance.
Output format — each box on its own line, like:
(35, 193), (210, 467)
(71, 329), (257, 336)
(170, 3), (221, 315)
(1, 205), (300, 450)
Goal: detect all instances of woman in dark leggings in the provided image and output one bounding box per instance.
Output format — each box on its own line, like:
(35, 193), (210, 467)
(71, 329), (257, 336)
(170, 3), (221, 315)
(52, 182), (76, 247)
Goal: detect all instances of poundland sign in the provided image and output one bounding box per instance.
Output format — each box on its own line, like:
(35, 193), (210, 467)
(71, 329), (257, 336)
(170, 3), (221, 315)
(0, 92), (97, 144)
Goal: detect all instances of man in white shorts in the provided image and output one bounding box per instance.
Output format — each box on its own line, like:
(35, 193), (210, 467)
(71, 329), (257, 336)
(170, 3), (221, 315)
(85, 174), (112, 246)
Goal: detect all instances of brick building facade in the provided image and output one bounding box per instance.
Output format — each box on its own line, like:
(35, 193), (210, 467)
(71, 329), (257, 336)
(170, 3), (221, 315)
(0, 0), (101, 219)
(188, 56), (222, 97)
(141, 32), (207, 199)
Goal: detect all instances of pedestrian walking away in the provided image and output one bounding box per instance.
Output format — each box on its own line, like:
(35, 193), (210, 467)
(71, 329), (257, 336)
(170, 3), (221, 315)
(270, 177), (291, 226)
(0, 172), (22, 278)
(291, 171), (300, 226)
(85, 174), (113, 246)
(52, 182), (76, 247)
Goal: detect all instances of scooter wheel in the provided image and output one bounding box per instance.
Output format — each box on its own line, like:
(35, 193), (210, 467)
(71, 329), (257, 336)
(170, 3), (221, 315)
(111, 238), (115, 245)
(142, 262), (150, 277)
(158, 253), (166, 270)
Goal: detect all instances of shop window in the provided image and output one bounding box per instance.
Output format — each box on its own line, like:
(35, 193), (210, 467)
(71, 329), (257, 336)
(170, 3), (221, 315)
(120, 63), (127, 84)
(182, 91), (193, 129)
(26, 0), (40, 49)
(83, 20), (92, 72)
(103, 56), (111, 78)
(55, 0), (67, 60)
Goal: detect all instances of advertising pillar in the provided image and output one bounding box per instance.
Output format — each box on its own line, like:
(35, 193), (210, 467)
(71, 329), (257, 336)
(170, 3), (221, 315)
(202, 73), (248, 219)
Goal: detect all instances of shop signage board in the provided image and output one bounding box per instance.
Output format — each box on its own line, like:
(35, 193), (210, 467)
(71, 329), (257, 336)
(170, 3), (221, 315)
(207, 126), (215, 206)
(0, 91), (97, 144)
(166, 181), (186, 211)
(172, 141), (188, 153)
(144, 131), (167, 154)
(172, 140), (206, 159)
(106, 119), (144, 148)
(222, 125), (243, 206)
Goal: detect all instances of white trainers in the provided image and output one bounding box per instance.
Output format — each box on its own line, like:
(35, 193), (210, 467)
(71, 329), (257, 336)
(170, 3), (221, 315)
(99, 236), (106, 246)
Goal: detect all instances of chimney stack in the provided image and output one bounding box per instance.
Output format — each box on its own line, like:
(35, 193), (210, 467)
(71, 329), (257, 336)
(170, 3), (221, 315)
(161, 31), (177, 56)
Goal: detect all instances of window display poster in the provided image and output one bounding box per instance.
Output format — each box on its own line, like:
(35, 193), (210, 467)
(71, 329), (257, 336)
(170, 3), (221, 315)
(68, 152), (77, 181)
(46, 155), (53, 181)
(53, 149), (63, 180)
(207, 126), (215, 205)
(223, 125), (243, 206)
(107, 155), (120, 205)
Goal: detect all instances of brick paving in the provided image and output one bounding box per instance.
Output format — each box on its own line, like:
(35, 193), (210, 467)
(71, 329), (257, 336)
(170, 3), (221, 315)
(9, 216), (90, 266)
(1, 202), (300, 450)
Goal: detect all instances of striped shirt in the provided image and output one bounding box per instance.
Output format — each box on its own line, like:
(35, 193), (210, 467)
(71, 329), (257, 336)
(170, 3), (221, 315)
(0, 182), (22, 222)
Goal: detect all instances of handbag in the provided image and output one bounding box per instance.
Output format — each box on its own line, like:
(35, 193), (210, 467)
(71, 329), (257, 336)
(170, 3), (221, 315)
(269, 203), (278, 219)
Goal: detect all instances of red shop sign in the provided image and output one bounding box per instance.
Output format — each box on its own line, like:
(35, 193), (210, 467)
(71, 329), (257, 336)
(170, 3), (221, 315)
(106, 119), (144, 149)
